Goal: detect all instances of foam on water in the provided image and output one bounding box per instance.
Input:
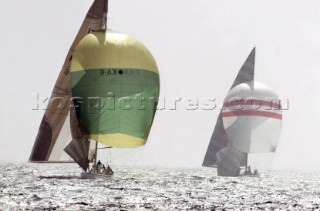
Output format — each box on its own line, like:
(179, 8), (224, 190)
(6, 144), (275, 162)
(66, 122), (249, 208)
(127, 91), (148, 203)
(1, 163), (320, 210)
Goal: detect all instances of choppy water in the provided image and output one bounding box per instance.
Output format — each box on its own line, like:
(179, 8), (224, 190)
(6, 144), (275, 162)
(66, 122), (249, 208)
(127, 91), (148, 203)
(1, 163), (320, 210)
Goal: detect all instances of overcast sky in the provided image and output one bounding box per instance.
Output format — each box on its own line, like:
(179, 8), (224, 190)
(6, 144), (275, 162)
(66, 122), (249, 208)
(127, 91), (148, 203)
(1, 0), (320, 171)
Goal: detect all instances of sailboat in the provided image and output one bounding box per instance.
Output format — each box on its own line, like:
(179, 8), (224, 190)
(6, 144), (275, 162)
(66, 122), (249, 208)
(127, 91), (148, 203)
(29, 0), (160, 179)
(202, 48), (282, 177)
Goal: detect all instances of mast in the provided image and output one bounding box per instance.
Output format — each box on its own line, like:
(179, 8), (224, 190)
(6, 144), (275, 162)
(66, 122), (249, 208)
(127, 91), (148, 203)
(246, 154), (249, 168)
(91, 0), (108, 169)
(101, 0), (108, 30)
(94, 141), (98, 167)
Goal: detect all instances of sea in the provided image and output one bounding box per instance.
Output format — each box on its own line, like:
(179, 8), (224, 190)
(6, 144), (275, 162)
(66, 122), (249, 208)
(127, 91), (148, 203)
(1, 163), (320, 210)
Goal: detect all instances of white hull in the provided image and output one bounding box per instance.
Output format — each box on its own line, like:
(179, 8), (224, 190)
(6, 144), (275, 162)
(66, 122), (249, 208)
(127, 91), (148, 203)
(80, 172), (113, 179)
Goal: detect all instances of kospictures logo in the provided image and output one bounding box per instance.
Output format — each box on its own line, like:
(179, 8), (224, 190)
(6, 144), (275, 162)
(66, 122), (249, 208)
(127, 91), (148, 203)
(31, 92), (289, 112)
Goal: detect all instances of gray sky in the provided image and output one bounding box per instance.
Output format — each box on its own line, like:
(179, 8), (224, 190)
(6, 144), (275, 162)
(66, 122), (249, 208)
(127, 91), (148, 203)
(1, 0), (320, 171)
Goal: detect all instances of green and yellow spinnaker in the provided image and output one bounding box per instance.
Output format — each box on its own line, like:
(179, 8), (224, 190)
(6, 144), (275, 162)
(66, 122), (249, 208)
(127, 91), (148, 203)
(70, 30), (160, 148)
